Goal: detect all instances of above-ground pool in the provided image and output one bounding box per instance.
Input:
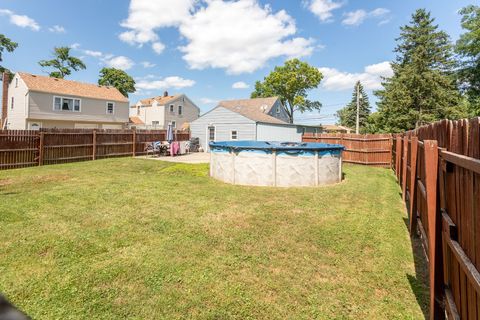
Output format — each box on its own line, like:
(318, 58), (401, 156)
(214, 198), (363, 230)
(209, 141), (344, 187)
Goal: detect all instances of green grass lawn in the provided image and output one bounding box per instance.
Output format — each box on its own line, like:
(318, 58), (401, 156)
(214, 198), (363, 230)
(0, 158), (427, 319)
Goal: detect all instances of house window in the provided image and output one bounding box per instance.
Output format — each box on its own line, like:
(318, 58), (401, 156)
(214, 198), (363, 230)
(178, 105), (182, 115)
(10, 97), (14, 110)
(106, 102), (115, 114)
(53, 96), (81, 112)
(152, 121), (159, 126)
(231, 130), (238, 140)
(15, 78), (18, 88)
(276, 106), (280, 114)
(169, 105), (174, 113)
(30, 123), (41, 130)
(137, 106), (140, 115)
(171, 121), (176, 128)
(208, 126), (215, 141)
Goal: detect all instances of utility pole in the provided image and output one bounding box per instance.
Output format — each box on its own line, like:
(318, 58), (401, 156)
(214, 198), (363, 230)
(355, 82), (360, 134)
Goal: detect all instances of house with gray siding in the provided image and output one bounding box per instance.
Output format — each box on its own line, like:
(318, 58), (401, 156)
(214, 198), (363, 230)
(4, 72), (129, 130)
(190, 97), (321, 151)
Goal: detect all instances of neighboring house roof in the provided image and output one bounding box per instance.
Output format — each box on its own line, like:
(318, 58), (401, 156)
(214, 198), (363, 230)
(217, 97), (286, 124)
(137, 95), (180, 106)
(322, 125), (353, 132)
(18, 72), (128, 102)
(129, 116), (144, 125)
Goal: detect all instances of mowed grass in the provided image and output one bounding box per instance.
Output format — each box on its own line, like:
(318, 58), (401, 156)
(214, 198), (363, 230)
(0, 158), (427, 319)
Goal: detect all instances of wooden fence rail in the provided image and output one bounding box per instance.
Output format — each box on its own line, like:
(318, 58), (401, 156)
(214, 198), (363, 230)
(0, 129), (190, 170)
(394, 117), (480, 320)
(303, 133), (393, 167)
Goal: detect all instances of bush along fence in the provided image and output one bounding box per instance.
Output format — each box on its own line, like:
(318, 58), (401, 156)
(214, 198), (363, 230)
(394, 117), (480, 320)
(0, 129), (190, 170)
(303, 133), (392, 167)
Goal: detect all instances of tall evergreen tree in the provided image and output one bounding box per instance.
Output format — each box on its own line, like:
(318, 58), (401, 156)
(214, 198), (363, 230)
(374, 9), (466, 133)
(456, 5), (480, 115)
(336, 81), (371, 133)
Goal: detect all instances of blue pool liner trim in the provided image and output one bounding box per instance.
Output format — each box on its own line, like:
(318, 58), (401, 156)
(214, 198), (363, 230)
(209, 141), (345, 153)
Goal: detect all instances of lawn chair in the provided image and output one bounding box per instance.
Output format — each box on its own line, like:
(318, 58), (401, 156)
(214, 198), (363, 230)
(144, 141), (163, 157)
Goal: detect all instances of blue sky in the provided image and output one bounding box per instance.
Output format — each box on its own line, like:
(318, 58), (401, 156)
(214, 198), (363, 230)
(0, 0), (473, 124)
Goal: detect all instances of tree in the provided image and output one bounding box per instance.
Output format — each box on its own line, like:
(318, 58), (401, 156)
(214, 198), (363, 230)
(374, 9), (465, 133)
(39, 46), (86, 78)
(456, 5), (480, 114)
(98, 68), (136, 97)
(0, 34), (18, 76)
(251, 59), (323, 123)
(336, 81), (371, 133)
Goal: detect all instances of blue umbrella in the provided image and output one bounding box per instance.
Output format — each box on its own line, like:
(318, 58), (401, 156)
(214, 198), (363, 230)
(167, 123), (174, 143)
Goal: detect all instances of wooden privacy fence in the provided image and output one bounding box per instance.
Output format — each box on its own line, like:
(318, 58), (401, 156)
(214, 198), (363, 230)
(0, 129), (190, 170)
(303, 133), (392, 166)
(394, 117), (480, 320)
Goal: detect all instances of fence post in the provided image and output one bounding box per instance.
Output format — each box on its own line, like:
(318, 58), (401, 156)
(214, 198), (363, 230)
(409, 136), (418, 234)
(38, 132), (44, 166)
(92, 129), (97, 160)
(396, 136), (402, 181)
(402, 136), (408, 200)
(424, 140), (443, 320)
(132, 129), (136, 157)
(389, 135), (393, 169)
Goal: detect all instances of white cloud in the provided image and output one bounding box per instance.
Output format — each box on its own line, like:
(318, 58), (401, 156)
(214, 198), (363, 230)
(342, 7), (391, 26)
(342, 10), (367, 26)
(318, 61), (393, 91)
(49, 25), (66, 33)
(119, 0), (194, 47)
(136, 76), (195, 91)
(0, 9), (40, 31)
(370, 8), (390, 17)
(152, 42), (165, 55)
(307, 0), (344, 22)
(179, 0), (314, 74)
(84, 50), (103, 58)
(200, 98), (219, 104)
(232, 81), (250, 89)
(73, 45), (136, 71)
(141, 61), (156, 68)
(120, 0), (314, 74)
(104, 56), (135, 70)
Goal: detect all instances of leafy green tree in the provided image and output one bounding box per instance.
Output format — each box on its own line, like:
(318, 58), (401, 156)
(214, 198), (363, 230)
(0, 34), (18, 77)
(98, 67), (136, 97)
(456, 5), (480, 114)
(374, 9), (465, 133)
(251, 59), (323, 123)
(336, 81), (371, 133)
(39, 46), (86, 78)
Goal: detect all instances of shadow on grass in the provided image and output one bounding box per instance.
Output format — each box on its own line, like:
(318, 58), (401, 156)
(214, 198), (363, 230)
(403, 217), (429, 319)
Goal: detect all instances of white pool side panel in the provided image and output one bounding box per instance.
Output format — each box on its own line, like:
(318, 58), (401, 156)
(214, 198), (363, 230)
(210, 150), (342, 187)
